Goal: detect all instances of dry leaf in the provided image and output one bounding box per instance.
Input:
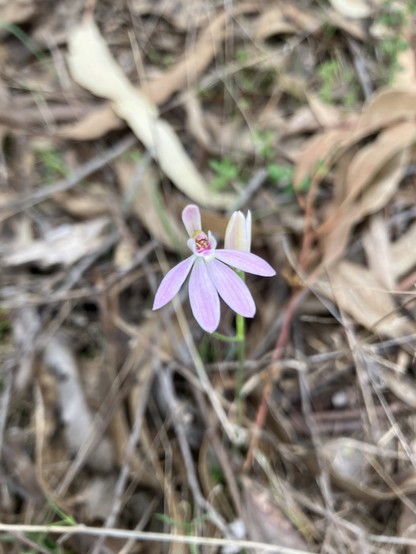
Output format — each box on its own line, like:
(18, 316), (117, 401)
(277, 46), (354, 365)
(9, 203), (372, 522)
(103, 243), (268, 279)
(116, 161), (186, 251)
(58, 106), (123, 141)
(60, 9), (232, 141)
(363, 215), (394, 290)
(391, 221), (416, 280)
(306, 94), (341, 128)
(43, 334), (114, 471)
(328, 0), (372, 19)
(241, 476), (310, 550)
(293, 129), (350, 189)
(320, 261), (416, 338)
(320, 123), (412, 265)
(357, 88), (416, 131)
(344, 121), (416, 205)
(0, 0), (35, 24)
(67, 18), (235, 209)
(142, 10), (229, 105)
(398, 496), (416, 554)
(55, 183), (110, 218)
(254, 7), (297, 40)
(3, 217), (111, 268)
(325, 9), (367, 40)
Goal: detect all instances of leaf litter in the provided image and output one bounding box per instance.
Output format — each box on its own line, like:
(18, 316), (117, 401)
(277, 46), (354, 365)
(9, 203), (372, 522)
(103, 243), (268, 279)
(0, 0), (416, 553)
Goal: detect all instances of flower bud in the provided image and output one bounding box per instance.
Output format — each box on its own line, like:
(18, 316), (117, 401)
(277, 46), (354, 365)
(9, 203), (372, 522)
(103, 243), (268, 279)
(224, 210), (252, 252)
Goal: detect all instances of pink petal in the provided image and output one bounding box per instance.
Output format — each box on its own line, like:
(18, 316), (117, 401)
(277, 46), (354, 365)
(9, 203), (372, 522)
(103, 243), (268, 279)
(182, 204), (201, 238)
(189, 258), (220, 333)
(153, 256), (195, 310)
(214, 249), (276, 276)
(206, 259), (255, 317)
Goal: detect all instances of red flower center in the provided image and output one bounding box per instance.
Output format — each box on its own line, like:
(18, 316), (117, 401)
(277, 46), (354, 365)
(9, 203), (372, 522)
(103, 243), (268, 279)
(195, 232), (211, 253)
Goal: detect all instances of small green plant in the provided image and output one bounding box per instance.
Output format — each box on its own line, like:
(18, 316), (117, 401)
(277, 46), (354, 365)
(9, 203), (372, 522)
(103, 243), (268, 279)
(317, 58), (358, 106)
(375, 0), (416, 84)
(36, 148), (68, 183)
(267, 163), (296, 194)
(209, 158), (239, 191)
(253, 130), (276, 160)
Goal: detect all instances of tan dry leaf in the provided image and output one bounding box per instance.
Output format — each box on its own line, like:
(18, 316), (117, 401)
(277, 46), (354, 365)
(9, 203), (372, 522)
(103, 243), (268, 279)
(391, 221), (416, 280)
(328, 0), (373, 19)
(325, 9), (367, 40)
(60, 10), (230, 141)
(241, 476), (310, 550)
(115, 161), (186, 251)
(344, 121), (416, 205)
(320, 210), (357, 267)
(43, 334), (114, 472)
(306, 94), (341, 128)
(142, 10), (229, 106)
(363, 214), (394, 290)
(293, 128), (350, 189)
(357, 88), (416, 131)
(67, 18), (234, 209)
(0, 0), (34, 24)
(398, 496), (416, 554)
(350, 148), (409, 219)
(55, 184), (110, 218)
(58, 106), (123, 141)
(184, 93), (216, 153)
(320, 261), (416, 337)
(128, 0), (212, 30)
(3, 217), (111, 268)
(254, 6), (297, 40)
(279, 2), (320, 33)
(320, 129), (410, 265)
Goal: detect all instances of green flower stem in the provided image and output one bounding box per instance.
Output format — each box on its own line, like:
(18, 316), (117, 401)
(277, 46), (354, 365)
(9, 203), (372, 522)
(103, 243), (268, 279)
(211, 271), (247, 424)
(235, 311), (245, 423)
(211, 332), (241, 343)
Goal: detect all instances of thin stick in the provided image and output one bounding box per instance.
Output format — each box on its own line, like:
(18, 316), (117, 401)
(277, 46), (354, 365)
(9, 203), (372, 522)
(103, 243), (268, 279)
(0, 134), (137, 221)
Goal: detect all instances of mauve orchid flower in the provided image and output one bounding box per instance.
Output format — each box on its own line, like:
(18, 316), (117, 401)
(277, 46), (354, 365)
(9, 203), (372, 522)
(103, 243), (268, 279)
(153, 205), (275, 333)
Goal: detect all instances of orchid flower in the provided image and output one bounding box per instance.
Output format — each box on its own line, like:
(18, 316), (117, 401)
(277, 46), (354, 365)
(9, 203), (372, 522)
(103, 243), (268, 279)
(153, 204), (275, 333)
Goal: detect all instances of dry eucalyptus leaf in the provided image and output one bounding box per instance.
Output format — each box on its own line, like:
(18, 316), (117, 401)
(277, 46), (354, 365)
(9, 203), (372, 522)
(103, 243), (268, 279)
(3, 217), (111, 268)
(328, 0), (372, 19)
(67, 18), (234, 209)
(142, 10), (229, 106)
(254, 7), (297, 40)
(363, 215), (394, 291)
(344, 121), (416, 205)
(43, 334), (114, 472)
(60, 11), (229, 140)
(0, 0), (35, 24)
(391, 221), (416, 280)
(320, 261), (416, 338)
(241, 476), (311, 551)
(321, 133), (410, 265)
(115, 161), (186, 251)
(293, 128), (350, 189)
(357, 88), (416, 131)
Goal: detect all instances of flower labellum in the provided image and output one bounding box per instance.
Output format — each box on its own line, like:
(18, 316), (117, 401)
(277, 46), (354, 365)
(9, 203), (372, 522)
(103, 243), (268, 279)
(153, 204), (275, 333)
